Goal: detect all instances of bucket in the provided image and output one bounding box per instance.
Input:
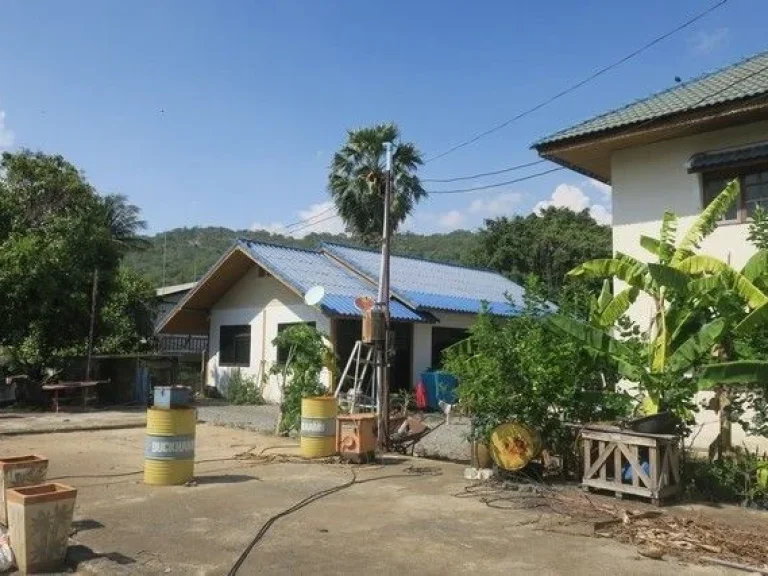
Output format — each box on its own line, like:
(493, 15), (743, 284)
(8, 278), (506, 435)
(144, 407), (196, 485)
(300, 396), (337, 458)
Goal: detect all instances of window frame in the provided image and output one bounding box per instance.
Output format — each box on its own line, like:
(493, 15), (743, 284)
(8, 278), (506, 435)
(701, 161), (768, 224)
(219, 325), (251, 367)
(275, 321), (316, 365)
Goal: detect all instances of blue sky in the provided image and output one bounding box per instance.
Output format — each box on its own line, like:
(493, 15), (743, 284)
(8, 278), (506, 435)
(0, 1), (766, 236)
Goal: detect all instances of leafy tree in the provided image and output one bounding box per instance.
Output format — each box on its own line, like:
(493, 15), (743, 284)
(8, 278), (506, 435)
(328, 123), (425, 245)
(472, 207), (611, 299)
(0, 151), (155, 377)
(95, 269), (156, 355)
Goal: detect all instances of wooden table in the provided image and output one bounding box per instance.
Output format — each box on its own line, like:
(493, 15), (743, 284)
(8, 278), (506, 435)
(580, 425), (682, 505)
(42, 381), (104, 413)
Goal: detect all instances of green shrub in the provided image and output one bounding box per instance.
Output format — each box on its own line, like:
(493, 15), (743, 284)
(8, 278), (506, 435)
(687, 449), (768, 508)
(270, 324), (334, 434)
(226, 369), (264, 406)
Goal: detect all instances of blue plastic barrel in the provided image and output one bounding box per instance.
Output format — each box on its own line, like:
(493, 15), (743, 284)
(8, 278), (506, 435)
(419, 371), (458, 409)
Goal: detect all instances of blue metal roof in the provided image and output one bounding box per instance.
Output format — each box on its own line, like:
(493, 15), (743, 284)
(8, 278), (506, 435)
(237, 240), (425, 322)
(322, 243), (524, 316)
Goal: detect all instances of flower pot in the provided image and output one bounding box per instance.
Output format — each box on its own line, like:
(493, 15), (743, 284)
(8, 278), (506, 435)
(6, 483), (77, 574)
(471, 441), (492, 468)
(0, 456), (49, 526)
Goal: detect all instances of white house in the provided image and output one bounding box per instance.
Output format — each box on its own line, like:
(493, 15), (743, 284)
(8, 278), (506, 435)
(157, 239), (525, 403)
(533, 49), (768, 451)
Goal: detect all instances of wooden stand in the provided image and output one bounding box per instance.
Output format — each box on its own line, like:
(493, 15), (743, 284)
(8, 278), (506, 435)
(336, 414), (376, 463)
(581, 426), (681, 505)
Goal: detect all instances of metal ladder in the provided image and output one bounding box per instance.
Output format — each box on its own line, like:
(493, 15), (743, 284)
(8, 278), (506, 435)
(334, 340), (376, 413)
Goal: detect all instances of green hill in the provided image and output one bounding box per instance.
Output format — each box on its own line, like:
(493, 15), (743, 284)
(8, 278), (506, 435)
(123, 227), (481, 287)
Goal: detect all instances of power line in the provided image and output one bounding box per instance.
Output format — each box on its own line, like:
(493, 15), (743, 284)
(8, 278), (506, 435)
(286, 212), (341, 235)
(427, 56), (768, 195)
(421, 159), (547, 183)
(426, 166), (564, 194)
(423, 0), (730, 164)
(282, 204), (336, 231)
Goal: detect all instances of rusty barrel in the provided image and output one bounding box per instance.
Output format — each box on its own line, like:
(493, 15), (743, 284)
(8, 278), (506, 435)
(144, 407), (196, 485)
(300, 396), (337, 458)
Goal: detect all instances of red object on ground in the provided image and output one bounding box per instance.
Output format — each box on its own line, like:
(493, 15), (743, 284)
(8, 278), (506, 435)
(415, 379), (427, 409)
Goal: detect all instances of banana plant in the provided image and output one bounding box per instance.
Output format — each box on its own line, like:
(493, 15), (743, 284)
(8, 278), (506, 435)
(550, 179), (768, 414)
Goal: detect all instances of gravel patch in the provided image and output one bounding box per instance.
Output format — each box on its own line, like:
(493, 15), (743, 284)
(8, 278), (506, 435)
(196, 402), (279, 434)
(413, 414), (471, 463)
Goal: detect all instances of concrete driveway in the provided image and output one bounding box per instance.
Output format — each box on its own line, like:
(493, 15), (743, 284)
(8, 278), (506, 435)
(0, 426), (742, 575)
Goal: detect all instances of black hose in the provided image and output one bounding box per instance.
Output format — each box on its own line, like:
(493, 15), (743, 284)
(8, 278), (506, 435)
(227, 466), (441, 575)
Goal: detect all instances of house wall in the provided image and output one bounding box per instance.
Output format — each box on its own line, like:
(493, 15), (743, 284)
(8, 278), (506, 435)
(206, 267), (331, 403)
(411, 311), (475, 388)
(611, 119), (768, 452)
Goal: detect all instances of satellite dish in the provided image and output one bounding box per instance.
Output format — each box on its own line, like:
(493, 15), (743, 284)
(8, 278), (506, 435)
(354, 296), (375, 312)
(304, 285), (325, 306)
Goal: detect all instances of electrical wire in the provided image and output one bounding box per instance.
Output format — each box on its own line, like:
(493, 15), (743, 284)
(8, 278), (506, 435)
(425, 56), (768, 195)
(281, 205), (337, 231)
(226, 465), (442, 575)
(285, 212), (342, 235)
(421, 159), (548, 183)
(425, 166), (564, 194)
(423, 0), (730, 164)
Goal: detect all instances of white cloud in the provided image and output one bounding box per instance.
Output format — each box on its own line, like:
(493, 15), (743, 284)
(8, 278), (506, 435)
(586, 178), (611, 199)
(689, 28), (728, 56)
(251, 200), (345, 238)
(534, 183), (612, 225)
(437, 210), (465, 229)
(469, 192), (524, 217)
(0, 107), (15, 149)
(589, 204), (612, 226)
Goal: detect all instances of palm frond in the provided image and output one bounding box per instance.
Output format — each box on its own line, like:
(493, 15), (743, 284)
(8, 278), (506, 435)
(567, 253), (647, 289)
(742, 250), (768, 283)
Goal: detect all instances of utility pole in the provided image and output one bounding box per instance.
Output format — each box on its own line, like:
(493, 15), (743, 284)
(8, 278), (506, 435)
(376, 142), (393, 452)
(162, 232), (168, 287)
(85, 268), (99, 380)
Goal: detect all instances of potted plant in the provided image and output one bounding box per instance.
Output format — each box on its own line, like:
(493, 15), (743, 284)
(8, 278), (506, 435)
(0, 455), (49, 526)
(6, 483), (77, 573)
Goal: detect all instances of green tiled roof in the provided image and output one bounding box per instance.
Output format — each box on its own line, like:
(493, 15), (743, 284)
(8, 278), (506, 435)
(534, 50), (768, 147)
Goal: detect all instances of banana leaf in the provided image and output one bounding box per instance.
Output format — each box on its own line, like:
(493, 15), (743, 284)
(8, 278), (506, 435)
(666, 318), (725, 373)
(699, 360), (768, 389)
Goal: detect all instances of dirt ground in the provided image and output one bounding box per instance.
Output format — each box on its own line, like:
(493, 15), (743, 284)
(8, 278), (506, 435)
(0, 425), (762, 575)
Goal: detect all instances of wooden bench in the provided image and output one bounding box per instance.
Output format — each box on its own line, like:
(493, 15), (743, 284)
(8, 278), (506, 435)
(581, 425), (682, 505)
(42, 381), (106, 413)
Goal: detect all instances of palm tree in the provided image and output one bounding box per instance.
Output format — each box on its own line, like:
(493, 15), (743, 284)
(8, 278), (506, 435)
(86, 194), (150, 378)
(101, 194), (151, 253)
(328, 123), (425, 245)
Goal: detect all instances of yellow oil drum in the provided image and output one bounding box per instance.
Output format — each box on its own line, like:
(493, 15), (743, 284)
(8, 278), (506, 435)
(489, 422), (542, 472)
(300, 396), (337, 458)
(144, 407), (196, 485)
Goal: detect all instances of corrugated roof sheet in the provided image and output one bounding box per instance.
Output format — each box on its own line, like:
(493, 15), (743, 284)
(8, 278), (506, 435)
(322, 243), (523, 316)
(534, 50), (768, 147)
(687, 140), (768, 172)
(238, 240), (425, 322)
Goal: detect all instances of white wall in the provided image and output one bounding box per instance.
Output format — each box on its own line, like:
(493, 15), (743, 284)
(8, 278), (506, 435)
(611, 120), (768, 452)
(206, 267), (331, 403)
(411, 311), (475, 388)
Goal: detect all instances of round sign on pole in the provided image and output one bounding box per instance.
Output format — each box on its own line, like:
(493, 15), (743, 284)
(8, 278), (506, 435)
(354, 296), (375, 312)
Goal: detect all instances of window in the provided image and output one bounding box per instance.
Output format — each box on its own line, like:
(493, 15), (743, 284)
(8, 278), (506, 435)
(219, 325), (251, 366)
(276, 322), (316, 364)
(703, 164), (768, 223)
(431, 327), (469, 369)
